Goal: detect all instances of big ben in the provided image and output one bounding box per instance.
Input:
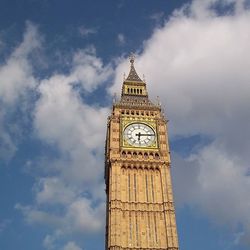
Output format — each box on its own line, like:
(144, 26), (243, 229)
(105, 55), (179, 250)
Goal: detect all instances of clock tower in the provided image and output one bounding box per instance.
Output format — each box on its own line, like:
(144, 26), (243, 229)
(105, 55), (179, 250)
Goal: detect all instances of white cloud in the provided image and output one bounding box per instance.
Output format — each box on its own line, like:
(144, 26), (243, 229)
(43, 234), (56, 250)
(117, 33), (125, 45)
(66, 198), (105, 233)
(111, 0), (250, 246)
(78, 25), (97, 37)
(0, 21), (39, 105)
(17, 47), (110, 248)
(43, 235), (83, 250)
(72, 47), (113, 92)
(0, 110), (17, 161)
(35, 177), (77, 205)
(0, 22), (40, 161)
(0, 219), (11, 233)
(63, 241), (82, 250)
(15, 204), (62, 228)
(16, 196), (105, 234)
(150, 12), (165, 24)
(34, 68), (109, 183)
(172, 141), (250, 244)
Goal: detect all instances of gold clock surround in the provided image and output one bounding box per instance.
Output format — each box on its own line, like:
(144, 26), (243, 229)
(122, 119), (158, 149)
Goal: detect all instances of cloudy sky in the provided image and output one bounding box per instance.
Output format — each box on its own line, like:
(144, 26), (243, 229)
(0, 0), (250, 249)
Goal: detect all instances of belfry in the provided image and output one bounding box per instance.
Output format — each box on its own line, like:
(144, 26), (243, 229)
(105, 55), (179, 250)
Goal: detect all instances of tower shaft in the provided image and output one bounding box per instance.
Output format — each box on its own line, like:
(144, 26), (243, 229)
(105, 57), (179, 250)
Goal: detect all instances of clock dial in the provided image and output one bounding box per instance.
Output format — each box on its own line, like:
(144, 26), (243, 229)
(124, 123), (156, 147)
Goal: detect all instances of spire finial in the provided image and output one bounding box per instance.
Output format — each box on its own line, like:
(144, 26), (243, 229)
(129, 52), (135, 65)
(125, 52), (143, 82)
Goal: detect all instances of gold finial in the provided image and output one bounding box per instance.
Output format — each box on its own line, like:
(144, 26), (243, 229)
(129, 52), (135, 65)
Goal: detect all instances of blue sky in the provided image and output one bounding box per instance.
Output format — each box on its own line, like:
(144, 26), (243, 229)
(1, 0), (250, 250)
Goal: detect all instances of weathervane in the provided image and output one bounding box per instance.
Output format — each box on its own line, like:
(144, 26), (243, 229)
(129, 52), (135, 65)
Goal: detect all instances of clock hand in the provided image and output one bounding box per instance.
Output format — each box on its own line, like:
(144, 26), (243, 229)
(135, 132), (141, 141)
(139, 134), (155, 136)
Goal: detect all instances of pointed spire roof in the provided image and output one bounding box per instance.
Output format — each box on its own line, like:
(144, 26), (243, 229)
(116, 53), (160, 110)
(125, 53), (143, 82)
(121, 54), (148, 98)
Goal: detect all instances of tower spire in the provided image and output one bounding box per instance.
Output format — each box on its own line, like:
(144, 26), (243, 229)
(125, 53), (143, 82)
(121, 53), (148, 98)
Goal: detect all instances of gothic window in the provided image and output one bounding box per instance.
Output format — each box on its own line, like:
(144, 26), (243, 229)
(154, 214), (158, 244)
(134, 173), (137, 202)
(128, 172), (131, 201)
(151, 173), (155, 202)
(136, 215), (139, 246)
(140, 89), (142, 94)
(147, 214), (151, 242)
(145, 173), (149, 202)
(129, 212), (132, 243)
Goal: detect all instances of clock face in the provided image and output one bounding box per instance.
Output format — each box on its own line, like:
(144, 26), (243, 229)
(123, 123), (156, 147)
